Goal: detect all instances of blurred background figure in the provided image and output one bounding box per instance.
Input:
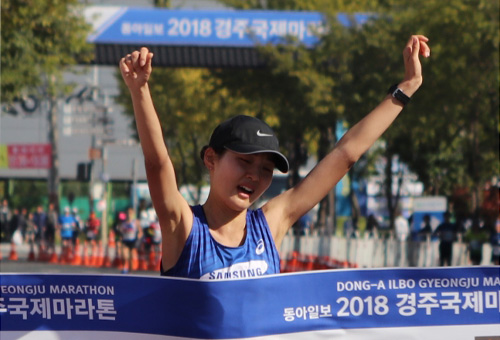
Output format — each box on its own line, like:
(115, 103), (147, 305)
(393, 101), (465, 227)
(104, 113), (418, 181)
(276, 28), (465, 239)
(119, 207), (142, 274)
(433, 212), (457, 266)
(84, 211), (101, 261)
(464, 217), (489, 265)
(58, 207), (77, 262)
(0, 199), (12, 242)
(490, 217), (500, 265)
(365, 214), (380, 239)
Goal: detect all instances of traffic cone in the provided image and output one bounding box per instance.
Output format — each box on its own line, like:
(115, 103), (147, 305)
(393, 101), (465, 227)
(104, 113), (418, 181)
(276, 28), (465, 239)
(108, 230), (116, 248)
(131, 249), (139, 271)
(72, 239), (82, 266)
(102, 236), (114, 268)
(113, 245), (123, 269)
(95, 241), (104, 267)
(82, 242), (91, 266)
(138, 248), (148, 271)
(89, 243), (97, 267)
(37, 245), (48, 262)
(59, 246), (68, 264)
(147, 248), (157, 271)
(304, 254), (316, 271)
(283, 251), (299, 273)
(8, 242), (18, 261)
(102, 242), (112, 268)
(49, 250), (59, 264)
(27, 245), (36, 261)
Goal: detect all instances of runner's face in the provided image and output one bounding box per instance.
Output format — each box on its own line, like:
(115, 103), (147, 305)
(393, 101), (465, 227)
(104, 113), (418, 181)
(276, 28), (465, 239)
(212, 150), (274, 209)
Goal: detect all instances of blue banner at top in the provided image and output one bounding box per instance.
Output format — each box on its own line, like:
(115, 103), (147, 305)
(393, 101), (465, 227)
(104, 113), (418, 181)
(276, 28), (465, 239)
(85, 7), (369, 47)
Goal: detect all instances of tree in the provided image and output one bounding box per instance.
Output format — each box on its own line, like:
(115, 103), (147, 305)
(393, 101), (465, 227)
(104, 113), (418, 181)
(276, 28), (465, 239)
(339, 0), (499, 224)
(1, 0), (93, 207)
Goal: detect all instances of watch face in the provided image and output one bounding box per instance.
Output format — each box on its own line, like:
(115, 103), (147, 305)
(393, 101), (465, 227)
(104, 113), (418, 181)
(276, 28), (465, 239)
(394, 89), (410, 105)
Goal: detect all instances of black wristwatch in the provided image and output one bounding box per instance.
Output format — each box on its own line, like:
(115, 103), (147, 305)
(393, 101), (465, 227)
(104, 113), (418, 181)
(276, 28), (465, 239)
(388, 84), (410, 106)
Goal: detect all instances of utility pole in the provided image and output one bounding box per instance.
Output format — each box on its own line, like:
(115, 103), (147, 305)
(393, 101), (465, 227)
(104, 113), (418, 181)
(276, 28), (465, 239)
(48, 77), (60, 210)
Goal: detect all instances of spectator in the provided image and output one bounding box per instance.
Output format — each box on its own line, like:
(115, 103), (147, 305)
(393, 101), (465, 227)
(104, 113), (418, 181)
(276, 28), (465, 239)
(8, 208), (20, 242)
(24, 212), (37, 253)
(365, 214), (380, 238)
(490, 216), (500, 265)
(433, 212), (457, 266)
(464, 217), (489, 265)
(417, 214), (433, 242)
(143, 217), (162, 267)
(344, 216), (359, 238)
(0, 199), (12, 242)
(395, 210), (410, 241)
(394, 209), (410, 266)
(45, 203), (58, 256)
(32, 205), (47, 254)
(58, 207), (77, 261)
(119, 207), (142, 274)
(84, 211), (101, 259)
(71, 207), (83, 246)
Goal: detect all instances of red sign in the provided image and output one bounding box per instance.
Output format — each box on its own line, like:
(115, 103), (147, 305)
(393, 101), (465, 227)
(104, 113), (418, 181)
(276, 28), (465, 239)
(8, 144), (52, 169)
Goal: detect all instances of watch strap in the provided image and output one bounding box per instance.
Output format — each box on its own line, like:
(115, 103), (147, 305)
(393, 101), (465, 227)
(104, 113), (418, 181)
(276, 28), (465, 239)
(388, 84), (410, 106)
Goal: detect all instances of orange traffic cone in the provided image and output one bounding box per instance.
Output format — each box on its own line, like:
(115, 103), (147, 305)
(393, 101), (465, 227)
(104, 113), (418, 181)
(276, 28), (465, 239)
(27, 245), (36, 261)
(49, 250), (59, 264)
(131, 249), (139, 271)
(138, 248), (148, 271)
(72, 239), (82, 266)
(304, 254), (316, 271)
(89, 243), (98, 267)
(8, 242), (18, 261)
(82, 242), (91, 266)
(37, 245), (48, 262)
(147, 249), (157, 271)
(102, 242), (112, 268)
(108, 230), (116, 248)
(95, 241), (104, 267)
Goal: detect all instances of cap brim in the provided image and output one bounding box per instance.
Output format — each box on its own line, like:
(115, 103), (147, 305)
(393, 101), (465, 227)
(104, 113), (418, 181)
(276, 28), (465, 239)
(225, 144), (289, 173)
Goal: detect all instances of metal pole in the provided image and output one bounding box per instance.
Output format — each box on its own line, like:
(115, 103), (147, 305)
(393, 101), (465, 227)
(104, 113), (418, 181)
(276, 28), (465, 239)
(101, 145), (108, 246)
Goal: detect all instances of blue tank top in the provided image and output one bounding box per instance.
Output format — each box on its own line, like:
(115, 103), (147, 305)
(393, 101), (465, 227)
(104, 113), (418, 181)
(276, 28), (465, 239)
(161, 205), (280, 280)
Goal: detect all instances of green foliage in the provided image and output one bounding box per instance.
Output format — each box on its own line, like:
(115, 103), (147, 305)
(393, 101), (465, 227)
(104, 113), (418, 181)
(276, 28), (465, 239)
(117, 0), (498, 216)
(1, 0), (93, 102)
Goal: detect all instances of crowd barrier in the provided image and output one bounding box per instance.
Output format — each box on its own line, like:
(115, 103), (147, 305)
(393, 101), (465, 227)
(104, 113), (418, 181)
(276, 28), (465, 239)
(280, 234), (495, 268)
(3, 233), (495, 276)
(1, 266), (498, 339)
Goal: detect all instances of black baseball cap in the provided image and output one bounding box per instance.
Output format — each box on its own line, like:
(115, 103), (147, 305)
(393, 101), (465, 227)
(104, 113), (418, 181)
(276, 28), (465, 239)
(205, 115), (289, 173)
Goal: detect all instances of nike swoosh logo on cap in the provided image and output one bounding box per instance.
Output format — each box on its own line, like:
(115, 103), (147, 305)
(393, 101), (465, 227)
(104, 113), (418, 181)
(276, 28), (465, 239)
(256, 130), (273, 137)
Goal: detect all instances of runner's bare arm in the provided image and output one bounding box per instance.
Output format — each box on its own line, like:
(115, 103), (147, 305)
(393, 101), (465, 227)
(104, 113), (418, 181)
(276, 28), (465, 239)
(264, 35), (431, 246)
(119, 48), (193, 268)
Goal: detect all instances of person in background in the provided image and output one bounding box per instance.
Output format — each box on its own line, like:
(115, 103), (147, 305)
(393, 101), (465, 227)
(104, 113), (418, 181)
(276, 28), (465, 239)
(464, 217), (489, 265)
(32, 205), (47, 255)
(119, 207), (143, 274)
(45, 203), (58, 257)
(394, 209), (410, 266)
(58, 207), (77, 261)
(71, 207), (83, 247)
(85, 211), (101, 260)
(490, 216), (500, 265)
(417, 214), (433, 242)
(433, 211), (457, 266)
(365, 214), (380, 238)
(24, 212), (37, 255)
(0, 199), (12, 242)
(143, 216), (162, 268)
